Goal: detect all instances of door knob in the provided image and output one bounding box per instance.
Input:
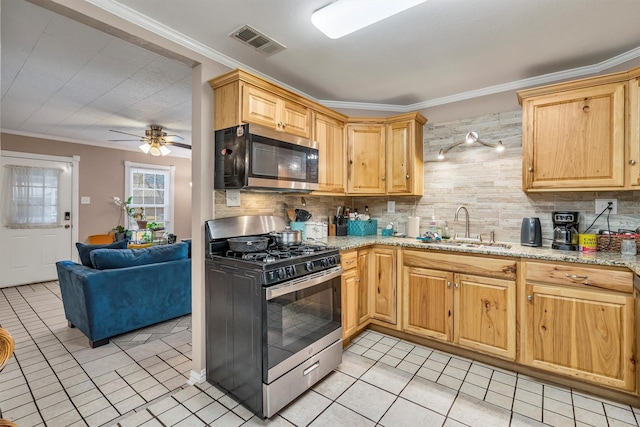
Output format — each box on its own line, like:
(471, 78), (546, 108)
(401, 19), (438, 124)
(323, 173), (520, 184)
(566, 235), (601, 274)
(64, 224), (70, 229)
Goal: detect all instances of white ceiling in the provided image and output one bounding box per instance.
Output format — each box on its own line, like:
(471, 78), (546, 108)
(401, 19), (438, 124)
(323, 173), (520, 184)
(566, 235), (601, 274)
(3, 0), (640, 158)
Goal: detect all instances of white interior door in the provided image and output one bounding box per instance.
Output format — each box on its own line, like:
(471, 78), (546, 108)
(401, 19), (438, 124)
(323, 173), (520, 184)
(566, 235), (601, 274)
(0, 152), (78, 288)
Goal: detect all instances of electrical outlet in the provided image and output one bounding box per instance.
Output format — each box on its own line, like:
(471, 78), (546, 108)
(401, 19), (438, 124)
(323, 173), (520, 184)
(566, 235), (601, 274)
(387, 201), (395, 213)
(595, 198), (617, 215)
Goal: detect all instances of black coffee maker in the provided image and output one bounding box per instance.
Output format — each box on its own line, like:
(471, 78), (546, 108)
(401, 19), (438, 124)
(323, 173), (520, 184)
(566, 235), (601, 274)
(551, 211), (579, 251)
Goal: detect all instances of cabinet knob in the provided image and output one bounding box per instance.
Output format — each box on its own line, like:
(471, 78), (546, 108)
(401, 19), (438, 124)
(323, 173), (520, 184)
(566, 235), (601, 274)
(406, 174), (409, 179)
(282, 123), (287, 128)
(447, 281), (451, 287)
(630, 160), (637, 165)
(355, 279), (360, 283)
(381, 176), (385, 181)
(528, 166), (534, 172)
(454, 282), (459, 288)
(527, 295), (532, 301)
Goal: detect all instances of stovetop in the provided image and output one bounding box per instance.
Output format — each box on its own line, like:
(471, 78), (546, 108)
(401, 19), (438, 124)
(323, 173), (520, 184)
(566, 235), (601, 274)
(208, 242), (340, 286)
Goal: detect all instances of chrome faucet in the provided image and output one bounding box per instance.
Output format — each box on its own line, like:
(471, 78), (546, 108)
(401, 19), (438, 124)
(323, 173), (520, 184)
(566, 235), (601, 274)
(454, 206), (470, 238)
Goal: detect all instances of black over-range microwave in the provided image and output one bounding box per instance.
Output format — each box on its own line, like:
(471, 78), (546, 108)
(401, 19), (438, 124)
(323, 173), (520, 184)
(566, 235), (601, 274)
(214, 124), (319, 192)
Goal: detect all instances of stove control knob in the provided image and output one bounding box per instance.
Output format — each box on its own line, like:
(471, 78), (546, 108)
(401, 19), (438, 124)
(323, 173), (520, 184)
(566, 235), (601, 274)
(277, 268), (286, 279)
(328, 256), (337, 266)
(305, 262), (315, 271)
(320, 258), (328, 268)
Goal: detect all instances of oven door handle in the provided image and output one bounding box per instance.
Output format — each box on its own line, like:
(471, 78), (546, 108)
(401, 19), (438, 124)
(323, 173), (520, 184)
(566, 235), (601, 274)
(265, 266), (343, 300)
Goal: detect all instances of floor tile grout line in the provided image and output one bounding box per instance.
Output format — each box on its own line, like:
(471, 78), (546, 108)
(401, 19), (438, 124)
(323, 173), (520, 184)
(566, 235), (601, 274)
(4, 282), (185, 427)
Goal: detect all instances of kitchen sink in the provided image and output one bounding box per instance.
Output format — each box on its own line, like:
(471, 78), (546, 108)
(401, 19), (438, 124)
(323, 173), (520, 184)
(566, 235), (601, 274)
(426, 240), (513, 251)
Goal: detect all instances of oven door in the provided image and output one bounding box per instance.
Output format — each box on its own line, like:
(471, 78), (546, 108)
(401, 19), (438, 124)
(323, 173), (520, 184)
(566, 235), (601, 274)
(263, 266), (342, 383)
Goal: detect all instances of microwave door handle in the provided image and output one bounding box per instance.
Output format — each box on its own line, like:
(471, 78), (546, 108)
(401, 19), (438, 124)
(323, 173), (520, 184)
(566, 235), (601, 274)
(265, 267), (343, 300)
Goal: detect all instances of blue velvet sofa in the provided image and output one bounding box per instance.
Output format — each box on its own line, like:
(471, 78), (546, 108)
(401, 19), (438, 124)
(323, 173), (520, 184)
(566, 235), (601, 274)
(56, 242), (191, 348)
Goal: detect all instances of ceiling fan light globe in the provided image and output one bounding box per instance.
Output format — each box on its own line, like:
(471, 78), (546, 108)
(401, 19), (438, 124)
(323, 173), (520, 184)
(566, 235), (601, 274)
(139, 143), (151, 154)
(496, 141), (505, 152)
(159, 144), (171, 156)
(149, 145), (162, 156)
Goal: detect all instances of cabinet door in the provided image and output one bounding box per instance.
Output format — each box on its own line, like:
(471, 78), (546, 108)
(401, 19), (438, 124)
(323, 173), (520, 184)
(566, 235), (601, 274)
(281, 100), (311, 138)
(314, 114), (345, 193)
(346, 124), (386, 194)
(386, 120), (413, 194)
(522, 82), (625, 191)
(371, 248), (397, 324)
(454, 274), (516, 360)
(403, 266), (453, 342)
(356, 249), (371, 325)
(522, 283), (635, 391)
(628, 77), (640, 188)
(341, 268), (358, 340)
(242, 85), (279, 129)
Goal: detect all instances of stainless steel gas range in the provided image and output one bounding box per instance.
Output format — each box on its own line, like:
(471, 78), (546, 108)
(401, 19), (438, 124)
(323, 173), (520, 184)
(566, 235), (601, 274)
(204, 215), (343, 418)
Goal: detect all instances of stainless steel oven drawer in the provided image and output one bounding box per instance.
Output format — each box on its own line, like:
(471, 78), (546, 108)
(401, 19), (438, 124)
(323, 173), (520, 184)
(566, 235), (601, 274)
(262, 339), (342, 418)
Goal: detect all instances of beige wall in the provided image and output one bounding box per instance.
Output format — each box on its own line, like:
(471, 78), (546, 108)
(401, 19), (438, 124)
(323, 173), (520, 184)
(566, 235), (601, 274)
(1, 133), (192, 243)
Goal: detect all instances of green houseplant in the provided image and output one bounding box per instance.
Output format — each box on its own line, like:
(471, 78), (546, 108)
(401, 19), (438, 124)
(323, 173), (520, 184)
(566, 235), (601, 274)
(146, 221), (165, 239)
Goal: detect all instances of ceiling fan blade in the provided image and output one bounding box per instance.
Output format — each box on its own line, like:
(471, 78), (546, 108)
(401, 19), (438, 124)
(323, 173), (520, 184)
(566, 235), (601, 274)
(166, 141), (192, 149)
(108, 139), (144, 142)
(109, 129), (144, 138)
(164, 134), (184, 141)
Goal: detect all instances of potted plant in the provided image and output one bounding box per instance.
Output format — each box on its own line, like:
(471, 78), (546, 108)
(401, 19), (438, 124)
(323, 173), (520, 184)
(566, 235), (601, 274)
(113, 225), (127, 242)
(146, 221), (165, 239)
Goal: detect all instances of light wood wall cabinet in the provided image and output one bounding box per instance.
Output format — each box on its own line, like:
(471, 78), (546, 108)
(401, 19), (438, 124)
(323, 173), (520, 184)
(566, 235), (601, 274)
(347, 113), (426, 196)
(242, 85), (310, 137)
(628, 71), (640, 188)
(314, 113), (346, 194)
(522, 261), (636, 392)
(403, 250), (517, 360)
(371, 247), (397, 325)
(340, 249), (371, 340)
(209, 69), (346, 139)
(516, 67), (640, 192)
(346, 124), (386, 194)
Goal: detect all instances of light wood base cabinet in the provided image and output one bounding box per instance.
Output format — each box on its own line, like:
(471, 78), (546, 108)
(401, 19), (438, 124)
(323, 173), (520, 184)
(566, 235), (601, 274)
(340, 249), (371, 340)
(371, 247), (397, 325)
(403, 263), (516, 360)
(522, 261), (636, 392)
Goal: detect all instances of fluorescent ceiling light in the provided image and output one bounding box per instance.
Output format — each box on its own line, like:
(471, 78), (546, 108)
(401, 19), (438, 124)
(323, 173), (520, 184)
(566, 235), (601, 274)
(312, 0), (427, 39)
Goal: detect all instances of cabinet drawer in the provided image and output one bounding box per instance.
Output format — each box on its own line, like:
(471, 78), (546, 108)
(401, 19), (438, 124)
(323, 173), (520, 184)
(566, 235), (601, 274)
(525, 261), (633, 293)
(340, 250), (358, 270)
(403, 249), (517, 280)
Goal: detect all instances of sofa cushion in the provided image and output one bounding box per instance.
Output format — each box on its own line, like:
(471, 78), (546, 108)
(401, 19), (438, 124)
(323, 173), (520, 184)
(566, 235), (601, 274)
(76, 240), (128, 267)
(90, 242), (189, 270)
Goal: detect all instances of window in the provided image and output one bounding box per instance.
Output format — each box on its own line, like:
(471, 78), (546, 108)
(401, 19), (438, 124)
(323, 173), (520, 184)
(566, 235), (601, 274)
(125, 162), (175, 233)
(2, 165), (62, 228)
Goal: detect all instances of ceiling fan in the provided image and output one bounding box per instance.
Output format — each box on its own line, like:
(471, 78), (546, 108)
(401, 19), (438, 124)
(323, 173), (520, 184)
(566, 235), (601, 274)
(109, 124), (191, 156)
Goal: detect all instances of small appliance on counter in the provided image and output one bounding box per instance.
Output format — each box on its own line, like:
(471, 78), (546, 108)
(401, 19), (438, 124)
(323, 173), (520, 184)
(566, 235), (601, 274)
(551, 211), (580, 251)
(520, 217), (542, 247)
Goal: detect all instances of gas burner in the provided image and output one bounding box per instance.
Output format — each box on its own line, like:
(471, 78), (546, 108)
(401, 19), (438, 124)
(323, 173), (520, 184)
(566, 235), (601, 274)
(266, 250), (292, 259)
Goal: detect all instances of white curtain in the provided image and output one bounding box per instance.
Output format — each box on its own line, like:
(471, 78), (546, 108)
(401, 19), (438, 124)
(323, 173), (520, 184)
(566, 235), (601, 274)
(1, 165), (62, 229)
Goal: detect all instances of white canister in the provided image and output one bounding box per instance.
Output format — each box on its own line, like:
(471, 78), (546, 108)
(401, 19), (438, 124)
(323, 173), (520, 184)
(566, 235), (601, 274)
(305, 221), (328, 241)
(407, 216), (421, 238)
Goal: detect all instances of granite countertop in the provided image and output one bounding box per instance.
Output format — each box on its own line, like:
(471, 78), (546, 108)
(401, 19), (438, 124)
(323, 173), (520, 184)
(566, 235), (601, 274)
(323, 235), (640, 276)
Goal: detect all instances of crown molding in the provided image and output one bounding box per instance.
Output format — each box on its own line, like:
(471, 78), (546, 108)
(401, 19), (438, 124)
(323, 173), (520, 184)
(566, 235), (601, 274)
(85, 0), (640, 113)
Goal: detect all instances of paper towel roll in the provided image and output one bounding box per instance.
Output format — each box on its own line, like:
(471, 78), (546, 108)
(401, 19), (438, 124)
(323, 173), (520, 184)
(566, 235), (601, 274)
(407, 216), (420, 238)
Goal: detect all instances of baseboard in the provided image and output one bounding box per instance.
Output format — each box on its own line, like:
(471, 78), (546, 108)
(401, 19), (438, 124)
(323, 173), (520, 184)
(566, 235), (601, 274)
(187, 369), (207, 385)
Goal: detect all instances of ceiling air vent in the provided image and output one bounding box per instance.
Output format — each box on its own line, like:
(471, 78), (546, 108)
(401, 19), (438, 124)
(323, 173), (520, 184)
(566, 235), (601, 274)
(230, 25), (286, 56)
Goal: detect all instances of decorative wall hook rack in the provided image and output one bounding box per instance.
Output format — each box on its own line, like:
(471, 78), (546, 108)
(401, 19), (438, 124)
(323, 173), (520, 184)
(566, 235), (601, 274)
(437, 131), (505, 160)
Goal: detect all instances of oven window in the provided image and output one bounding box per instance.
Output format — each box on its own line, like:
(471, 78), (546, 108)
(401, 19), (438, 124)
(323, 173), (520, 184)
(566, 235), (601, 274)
(251, 141), (308, 180)
(266, 278), (340, 370)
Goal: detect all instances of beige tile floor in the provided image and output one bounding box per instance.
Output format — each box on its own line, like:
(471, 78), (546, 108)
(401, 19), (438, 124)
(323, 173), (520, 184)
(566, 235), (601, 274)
(1, 281), (639, 427)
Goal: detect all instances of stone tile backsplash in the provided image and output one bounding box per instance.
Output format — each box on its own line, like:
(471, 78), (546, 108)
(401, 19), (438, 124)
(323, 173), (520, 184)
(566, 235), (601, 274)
(214, 110), (640, 244)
